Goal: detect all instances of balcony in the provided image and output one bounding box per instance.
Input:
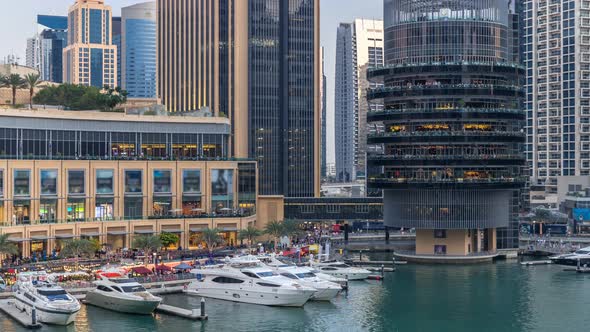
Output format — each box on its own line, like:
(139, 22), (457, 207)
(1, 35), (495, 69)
(367, 108), (525, 122)
(367, 130), (526, 144)
(368, 176), (527, 189)
(367, 84), (525, 101)
(367, 154), (526, 167)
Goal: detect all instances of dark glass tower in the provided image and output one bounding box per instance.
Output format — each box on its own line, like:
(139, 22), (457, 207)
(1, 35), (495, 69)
(248, 0), (320, 197)
(368, 0), (525, 258)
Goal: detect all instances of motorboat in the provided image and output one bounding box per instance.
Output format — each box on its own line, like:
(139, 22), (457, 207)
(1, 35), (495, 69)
(0, 276), (6, 291)
(186, 256), (316, 307)
(13, 274), (80, 325)
(85, 277), (162, 314)
(550, 246), (590, 266)
(310, 261), (372, 281)
(258, 255), (343, 300)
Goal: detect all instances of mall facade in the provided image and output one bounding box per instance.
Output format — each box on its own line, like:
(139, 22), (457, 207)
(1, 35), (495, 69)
(0, 109), (262, 257)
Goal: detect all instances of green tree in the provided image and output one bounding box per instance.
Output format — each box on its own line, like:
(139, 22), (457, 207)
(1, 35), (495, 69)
(264, 220), (283, 249)
(201, 228), (223, 252)
(160, 233), (180, 250)
(24, 73), (41, 109)
(133, 235), (162, 263)
(33, 83), (128, 111)
(0, 234), (19, 267)
(1, 74), (27, 106)
(238, 226), (262, 252)
(60, 239), (97, 270)
(281, 219), (301, 238)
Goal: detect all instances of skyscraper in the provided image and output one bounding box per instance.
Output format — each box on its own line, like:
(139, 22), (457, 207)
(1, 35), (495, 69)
(524, 0), (590, 194)
(370, 0), (525, 260)
(121, 2), (156, 98)
(156, 0), (320, 198)
(25, 38), (39, 70)
(321, 47), (327, 180)
(112, 16), (122, 87)
(63, 0), (118, 88)
(248, 0), (320, 197)
(335, 19), (384, 183)
(37, 15), (68, 83)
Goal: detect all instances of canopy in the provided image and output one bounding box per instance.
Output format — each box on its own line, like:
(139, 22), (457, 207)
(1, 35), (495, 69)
(131, 266), (152, 275)
(174, 263), (192, 270)
(155, 265), (172, 272)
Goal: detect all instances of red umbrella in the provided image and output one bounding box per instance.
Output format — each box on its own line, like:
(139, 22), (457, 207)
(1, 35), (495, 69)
(131, 266), (152, 275)
(155, 264), (172, 272)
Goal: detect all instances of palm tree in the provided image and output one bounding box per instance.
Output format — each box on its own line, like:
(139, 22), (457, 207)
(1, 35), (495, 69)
(60, 239), (97, 271)
(201, 228), (223, 252)
(24, 73), (41, 109)
(264, 220), (283, 251)
(238, 226), (262, 252)
(133, 235), (162, 264)
(0, 234), (19, 267)
(281, 219), (301, 238)
(0, 74), (27, 106)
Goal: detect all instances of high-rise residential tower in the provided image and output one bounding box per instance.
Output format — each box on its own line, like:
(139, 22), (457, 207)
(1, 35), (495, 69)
(248, 0), (321, 197)
(63, 0), (118, 88)
(38, 16), (68, 83)
(524, 0), (590, 194)
(121, 2), (156, 98)
(369, 0), (525, 261)
(156, 0), (320, 198)
(321, 47), (327, 180)
(25, 38), (39, 70)
(335, 19), (384, 183)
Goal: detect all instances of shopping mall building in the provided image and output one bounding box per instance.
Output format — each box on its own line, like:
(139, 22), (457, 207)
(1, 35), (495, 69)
(0, 109), (278, 257)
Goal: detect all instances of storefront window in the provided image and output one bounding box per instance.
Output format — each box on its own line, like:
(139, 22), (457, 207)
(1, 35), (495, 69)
(183, 169), (201, 193)
(238, 163), (257, 216)
(153, 170), (172, 193)
(153, 196), (171, 216)
(40, 170), (58, 196)
(39, 199), (57, 223)
(95, 198), (114, 220)
(182, 196), (202, 216)
(125, 170), (142, 194)
(68, 170), (85, 195)
(0, 169), (4, 197)
(211, 169), (234, 214)
(124, 197), (143, 219)
(96, 169), (114, 195)
(13, 170), (30, 196)
(67, 198), (85, 221)
(12, 200), (30, 225)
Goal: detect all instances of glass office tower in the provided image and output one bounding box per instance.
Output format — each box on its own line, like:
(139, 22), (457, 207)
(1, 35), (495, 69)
(368, 0), (526, 260)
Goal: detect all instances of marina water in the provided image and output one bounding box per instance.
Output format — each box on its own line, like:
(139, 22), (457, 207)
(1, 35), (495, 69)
(2, 260), (590, 332)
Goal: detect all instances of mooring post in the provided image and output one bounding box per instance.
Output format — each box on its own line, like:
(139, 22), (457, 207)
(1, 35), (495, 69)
(381, 264), (385, 279)
(31, 306), (37, 326)
(200, 297), (206, 317)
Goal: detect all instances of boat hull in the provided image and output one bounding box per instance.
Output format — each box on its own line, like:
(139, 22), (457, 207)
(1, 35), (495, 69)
(310, 287), (341, 301)
(185, 284), (313, 307)
(319, 271), (371, 281)
(85, 291), (161, 315)
(13, 295), (79, 325)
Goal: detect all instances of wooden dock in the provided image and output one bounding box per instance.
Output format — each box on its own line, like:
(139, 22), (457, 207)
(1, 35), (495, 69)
(0, 299), (42, 329)
(155, 303), (208, 321)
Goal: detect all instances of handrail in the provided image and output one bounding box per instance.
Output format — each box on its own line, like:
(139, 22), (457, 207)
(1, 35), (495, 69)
(367, 154), (525, 160)
(367, 108), (524, 116)
(368, 177), (528, 184)
(368, 61), (525, 71)
(369, 131), (525, 138)
(368, 84), (524, 93)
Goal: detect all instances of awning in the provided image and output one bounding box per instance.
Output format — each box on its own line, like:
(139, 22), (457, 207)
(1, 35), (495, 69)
(107, 231), (127, 236)
(8, 238), (29, 243)
(155, 265), (172, 272)
(30, 236), (51, 241)
(134, 230), (154, 234)
(161, 229), (183, 234)
(131, 266), (152, 275)
(55, 234), (75, 239)
(189, 227), (207, 232)
(80, 232), (100, 237)
(220, 227), (238, 232)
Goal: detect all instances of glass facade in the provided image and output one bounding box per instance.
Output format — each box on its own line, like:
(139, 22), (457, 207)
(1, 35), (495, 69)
(249, 0), (318, 197)
(13, 170), (30, 197)
(90, 48), (103, 88)
(89, 9), (103, 44)
(211, 169), (234, 213)
(40, 170), (58, 196)
(124, 18), (156, 98)
(371, 0), (525, 249)
(0, 127), (228, 160)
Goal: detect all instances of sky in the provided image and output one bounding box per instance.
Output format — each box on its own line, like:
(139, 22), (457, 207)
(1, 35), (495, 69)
(0, 0), (384, 165)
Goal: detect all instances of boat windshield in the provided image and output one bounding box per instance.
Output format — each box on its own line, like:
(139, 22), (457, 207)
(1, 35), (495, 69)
(296, 272), (316, 279)
(329, 264), (349, 268)
(38, 289), (69, 301)
(575, 250), (590, 255)
(121, 285), (147, 293)
(255, 271), (276, 278)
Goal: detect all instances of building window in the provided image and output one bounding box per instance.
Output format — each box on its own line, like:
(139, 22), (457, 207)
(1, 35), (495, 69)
(39, 199), (57, 223)
(355, 205), (369, 213)
(96, 169), (114, 195)
(153, 170), (171, 193)
(434, 229), (447, 239)
(13, 200), (30, 225)
(153, 196), (171, 217)
(434, 245), (447, 255)
(95, 197), (114, 220)
(124, 197), (143, 219)
(211, 169), (234, 214)
(67, 198), (85, 221)
(125, 170), (142, 194)
(300, 205), (314, 214)
(183, 169), (201, 194)
(68, 170), (85, 195)
(327, 205), (340, 214)
(40, 170), (58, 196)
(0, 170), (4, 197)
(14, 170), (31, 197)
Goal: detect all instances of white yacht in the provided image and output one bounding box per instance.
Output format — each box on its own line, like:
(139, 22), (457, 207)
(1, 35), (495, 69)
(13, 276), (80, 325)
(85, 277), (162, 314)
(0, 276), (6, 291)
(186, 256), (316, 307)
(550, 246), (590, 266)
(258, 255), (343, 300)
(310, 261), (372, 281)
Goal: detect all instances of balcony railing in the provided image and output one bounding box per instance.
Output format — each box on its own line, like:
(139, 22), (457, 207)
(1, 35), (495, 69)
(367, 107), (524, 117)
(367, 154), (526, 161)
(368, 130), (526, 138)
(1, 155), (256, 162)
(368, 177), (528, 185)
